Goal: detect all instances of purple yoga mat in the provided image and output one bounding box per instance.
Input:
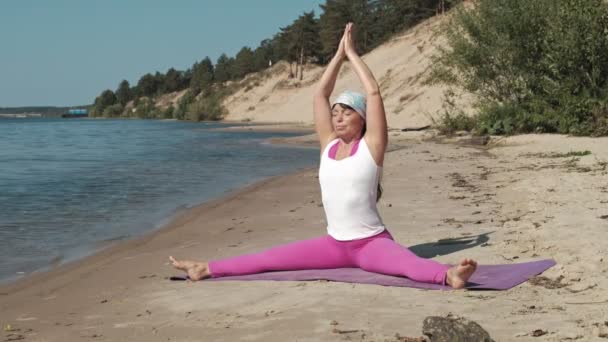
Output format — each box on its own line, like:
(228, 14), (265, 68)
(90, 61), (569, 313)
(172, 259), (555, 290)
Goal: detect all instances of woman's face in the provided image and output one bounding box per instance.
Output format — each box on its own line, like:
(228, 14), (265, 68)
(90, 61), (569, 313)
(331, 104), (364, 139)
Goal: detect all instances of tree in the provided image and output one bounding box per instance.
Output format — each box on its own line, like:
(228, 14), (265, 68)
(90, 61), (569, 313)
(115, 80), (132, 106)
(234, 47), (255, 79)
(368, 0), (458, 47)
(252, 45), (270, 72)
(190, 57), (214, 94)
(252, 38), (277, 71)
(136, 73), (159, 97)
(319, 0), (361, 62)
(93, 89), (117, 115)
(153, 72), (165, 95)
(181, 68), (193, 90)
(289, 11), (322, 79)
(265, 34), (286, 64)
(277, 23), (299, 77)
(164, 68), (183, 93)
(214, 53), (234, 83)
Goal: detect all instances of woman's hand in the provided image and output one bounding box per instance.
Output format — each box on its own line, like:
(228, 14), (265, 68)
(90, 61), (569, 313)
(344, 22), (358, 59)
(335, 24), (348, 60)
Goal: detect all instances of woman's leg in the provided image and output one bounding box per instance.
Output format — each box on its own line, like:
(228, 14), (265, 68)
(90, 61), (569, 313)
(208, 235), (352, 278)
(353, 236), (450, 285)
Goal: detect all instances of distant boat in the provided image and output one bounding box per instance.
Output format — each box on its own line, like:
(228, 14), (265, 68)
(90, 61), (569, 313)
(62, 108), (88, 118)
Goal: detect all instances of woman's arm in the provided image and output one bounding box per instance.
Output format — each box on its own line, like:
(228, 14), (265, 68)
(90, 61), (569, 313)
(313, 27), (348, 152)
(344, 23), (388, 165)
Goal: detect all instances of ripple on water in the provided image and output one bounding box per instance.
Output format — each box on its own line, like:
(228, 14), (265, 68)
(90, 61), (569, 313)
(0, 119), (318, 283)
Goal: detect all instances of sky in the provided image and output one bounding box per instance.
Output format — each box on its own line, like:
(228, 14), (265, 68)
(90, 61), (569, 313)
(0, 0), (325, 107)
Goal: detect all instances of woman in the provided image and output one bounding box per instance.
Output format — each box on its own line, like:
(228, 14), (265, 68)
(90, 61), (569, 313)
(170, 23), (477, 289)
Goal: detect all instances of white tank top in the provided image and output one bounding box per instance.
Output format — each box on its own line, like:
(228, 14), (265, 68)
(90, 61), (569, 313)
(319, 137), (386, 241)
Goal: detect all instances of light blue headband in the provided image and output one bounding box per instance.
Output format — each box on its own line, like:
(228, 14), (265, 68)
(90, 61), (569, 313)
(332, 91), (366, 120)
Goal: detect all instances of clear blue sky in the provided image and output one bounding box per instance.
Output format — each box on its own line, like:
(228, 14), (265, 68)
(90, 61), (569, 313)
(0, 0), (325, 107)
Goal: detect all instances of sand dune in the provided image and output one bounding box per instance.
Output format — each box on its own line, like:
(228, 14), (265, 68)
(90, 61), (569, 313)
(222, 15), (472, 129)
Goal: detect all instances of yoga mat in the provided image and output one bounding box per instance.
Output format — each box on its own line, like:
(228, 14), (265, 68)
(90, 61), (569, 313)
(171, 259), (555, 291)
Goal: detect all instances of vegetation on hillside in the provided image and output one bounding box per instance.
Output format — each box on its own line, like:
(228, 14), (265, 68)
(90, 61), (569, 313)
(90, 0), (456, 121)
(431, 0), (608, 136)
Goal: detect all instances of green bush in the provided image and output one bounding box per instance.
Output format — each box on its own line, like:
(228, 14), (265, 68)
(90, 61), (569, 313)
(163, 105), (175, 119)
(185, 91), (225, 121)
(437, 112), (476, 135)
(174, 90), (194, 120)
(434, 89), (477, 134)
(102, 103), (124, 117)
(430, 0), (608, 136)
(133, 98), (156, 119)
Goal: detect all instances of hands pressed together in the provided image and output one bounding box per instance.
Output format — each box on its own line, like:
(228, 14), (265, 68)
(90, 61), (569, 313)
(336, 22), (358, 60)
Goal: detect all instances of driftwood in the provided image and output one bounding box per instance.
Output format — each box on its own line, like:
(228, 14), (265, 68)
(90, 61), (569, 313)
(401, 125), (431, 132)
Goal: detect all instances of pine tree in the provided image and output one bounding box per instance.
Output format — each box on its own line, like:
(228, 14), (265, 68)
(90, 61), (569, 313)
(276, 23), (299, 77)
(136, 73), (159, 97)
(289, 11), (322, 80)
(252, 46), (269, 72)
(319, 0), (369, 62)
(115, 80), (132, 106)
(234, 47), (255, 78)
(214, 54), (234, 83)
(190, 57), (214, 94)
(164, 68), (182, 93)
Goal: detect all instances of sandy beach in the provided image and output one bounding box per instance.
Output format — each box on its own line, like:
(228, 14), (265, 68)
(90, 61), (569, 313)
(1, 129), (607, 341)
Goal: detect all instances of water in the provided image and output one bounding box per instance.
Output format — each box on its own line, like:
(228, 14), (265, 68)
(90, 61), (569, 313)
(0, 118), (319, 283)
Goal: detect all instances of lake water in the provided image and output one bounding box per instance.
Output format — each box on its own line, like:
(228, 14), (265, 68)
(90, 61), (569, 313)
(0, 118), (319, 283)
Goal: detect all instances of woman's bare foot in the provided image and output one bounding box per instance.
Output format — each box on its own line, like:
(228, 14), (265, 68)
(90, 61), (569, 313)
(446, 258), (477, 289)
(169, 256), (211, 281)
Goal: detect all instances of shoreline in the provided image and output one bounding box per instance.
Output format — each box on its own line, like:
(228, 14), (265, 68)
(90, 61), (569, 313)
(0, 166), (316, 295)
(0, 125), (318, 289)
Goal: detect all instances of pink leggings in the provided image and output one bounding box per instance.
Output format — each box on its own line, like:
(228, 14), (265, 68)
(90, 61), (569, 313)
(208, 230), (449, 285)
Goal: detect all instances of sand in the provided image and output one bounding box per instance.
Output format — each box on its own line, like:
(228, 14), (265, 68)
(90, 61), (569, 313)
(2, 130), (607, 341)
